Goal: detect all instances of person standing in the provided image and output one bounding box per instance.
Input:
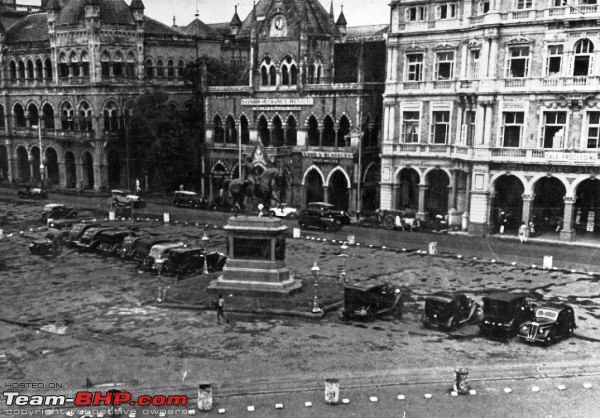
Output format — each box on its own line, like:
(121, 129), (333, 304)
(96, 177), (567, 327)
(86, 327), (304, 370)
(216, 294), (229, 325)
(518, 222), (527, 244)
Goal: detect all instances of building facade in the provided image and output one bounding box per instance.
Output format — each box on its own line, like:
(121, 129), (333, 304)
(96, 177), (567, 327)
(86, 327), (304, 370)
(203, 0), (386, 214)
(381, 0), (600, 240)
(0, 0), (217, 191)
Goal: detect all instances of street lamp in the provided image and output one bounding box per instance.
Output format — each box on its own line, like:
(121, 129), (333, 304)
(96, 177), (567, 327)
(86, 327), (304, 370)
(339, 243), (349, 283)
(311, 262), (322, 313)
(32, 123), (45, 189)
(201, 232), (210, 274)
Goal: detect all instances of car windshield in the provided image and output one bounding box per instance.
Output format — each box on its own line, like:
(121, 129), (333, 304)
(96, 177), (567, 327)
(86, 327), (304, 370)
(535, 308), (558, 321)
(425, 299), (454, 316)
(483, 299), (513, 319)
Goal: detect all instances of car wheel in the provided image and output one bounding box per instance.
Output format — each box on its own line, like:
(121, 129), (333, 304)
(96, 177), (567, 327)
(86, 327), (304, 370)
(544, 335), (553, 347)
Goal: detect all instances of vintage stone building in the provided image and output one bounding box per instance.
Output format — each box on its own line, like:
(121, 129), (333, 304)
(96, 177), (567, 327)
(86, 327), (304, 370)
(381, 0), (600, 240)
(203, 0), (387, 213)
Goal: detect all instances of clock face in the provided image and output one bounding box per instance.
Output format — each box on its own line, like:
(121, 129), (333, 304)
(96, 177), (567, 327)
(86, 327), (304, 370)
(274, 15), (285, 31)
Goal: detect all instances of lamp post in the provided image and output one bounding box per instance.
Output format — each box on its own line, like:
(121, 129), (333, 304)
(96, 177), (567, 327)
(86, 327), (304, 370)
(201, 232), (210, 274)
(32, 122), (45, 189)
(311, 262), (322, 313)
(339, 243), (349, 283)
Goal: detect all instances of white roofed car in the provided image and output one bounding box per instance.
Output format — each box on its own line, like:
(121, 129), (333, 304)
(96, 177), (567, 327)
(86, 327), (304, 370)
(111, 189), (146, 209)
(42, 204), (78, 221)
(269, 204), (299, 219)
(145, 242), (185, 272)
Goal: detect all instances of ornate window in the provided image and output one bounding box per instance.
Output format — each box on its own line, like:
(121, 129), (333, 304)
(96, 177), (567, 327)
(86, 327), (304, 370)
(177, 59), (186, 78)
(42, 103), (54, 129)
(27, 103), (39, 127)
(435, 51), (455, 80)
(586, 112), (600, 149)
(470, 50), (480, 79)
(126, 52), (136, 77)
(26, 60), (34, 79)
(260, 57), (276, 86)
(505, 46), (530, 78)
(14, 103), (26, 128)
(101, 51), (111, 78)
(436, 3), (457, 19)
(113, 51), (124, 77)
(103, 102), (119, 132)
(541, 112), (567, 149)
(405, 6), (425, 21)
(9, 61), (17, 81)
(479, 1), (491, 14)
(0, 105), (5, 129)
(516, 0), (533, 10)
(35, 59), (43, 79)
(145, 58), (154, 79)
(406, 53), (423, 81)
(79, 102), (93, 132)
(280, 56), (297, 86)
(573, 39), (594, 76)
(546, 45), (563, 76)
(81, 51), (90, 77)
(402, 112), (420, 143)
(501, 112), (524, 147)
(60, 102), (75, 131)
(430, 111), (450, 144)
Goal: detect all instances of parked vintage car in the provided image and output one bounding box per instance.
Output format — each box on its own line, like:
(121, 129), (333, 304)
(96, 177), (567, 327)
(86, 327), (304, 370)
(298, 209), (342, 232)
(517, 304), (576, 346)
(42, 204), (78, 221)
(379, 209), (421, 231)
(94, 230), (132, 255)
(74, 227), (117, 251)
(47, 219), (77, 230)
(65, 222), (101, 245)
(173, 191), (209, 209)
(144, 242), (186, 271)
(111, 190), (146, 209)
(205, 251), (228, 273)
(307, 202), (351, 225)
(210, 196), (234, 212)
(422, 292), (480, 330)
(342, 280), (404, 321)
(29, 234), (62, 256)
(119, 236), (172, 261)
(269, 204), (299, 219)
(154, 247), (206, 277)
(479, 293), (534, 337)
(18, 186), (48, 200)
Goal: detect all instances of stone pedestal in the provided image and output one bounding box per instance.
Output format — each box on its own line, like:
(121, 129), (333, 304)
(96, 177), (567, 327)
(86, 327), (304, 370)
(208, 216), (302, 295)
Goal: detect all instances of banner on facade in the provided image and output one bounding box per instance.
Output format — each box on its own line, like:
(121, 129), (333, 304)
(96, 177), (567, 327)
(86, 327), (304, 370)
(544, 152), (600, 162)
(242, 98), (314, 106)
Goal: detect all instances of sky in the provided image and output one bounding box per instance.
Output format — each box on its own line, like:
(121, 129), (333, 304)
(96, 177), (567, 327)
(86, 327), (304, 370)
(21, 0), (390, 28)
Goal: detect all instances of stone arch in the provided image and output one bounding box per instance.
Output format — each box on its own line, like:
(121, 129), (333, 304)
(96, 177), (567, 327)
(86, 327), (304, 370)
(9, 60), (17, 81)
(78, 100), (93, 131)
(337, 114), (351, 147)
(44, 146), (60, 185)
(326, 166), (352, 189)
(82, 151), (94, 189)
(527, 174), (571, 198)
(286, 115), (297, 146)
(64, 151), (77, 188)
(422, 166), (452, 185)
(240, 114), (250, 145)
(0, 144), (8, 181)
(322, 115), (335, 147)
(13, 102), (26, 128)
(26, 58), (34, 79)
(302, 164), (326, 186)
(491, 174), (525, 231)
(35, 58), (44, 79)
(425, 168), (450, 217)
(304, 167), (325, 204)
(489, 172), (528, 193)
(327, 168), (351, 211)
(272, 115), (284, 147)
(532, 175), (567, 233)
(213, 114), (224, 143)
(306, 115), (320, 147)
(145, 57), (154, 79)
(257, 115), (270, 146)
(574, 176), (600, 233)
(225, 115), (237, 144)
(103, 100), (120, 132)
(15, 145), (29, 181)
(396, 167), (421, 212)
(27, 102), (39, 127)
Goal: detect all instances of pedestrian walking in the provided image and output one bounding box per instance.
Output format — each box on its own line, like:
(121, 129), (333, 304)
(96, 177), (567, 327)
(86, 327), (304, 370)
(529, 219), (536, 237)
(135, 178), (141, 194)
(179, 184), (184, 192)
(518, 222), (527, 244)
(216, 294), (229, 325)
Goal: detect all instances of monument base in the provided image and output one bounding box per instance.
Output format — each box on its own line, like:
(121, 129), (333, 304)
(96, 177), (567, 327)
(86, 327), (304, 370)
(207, 274), (303, 296)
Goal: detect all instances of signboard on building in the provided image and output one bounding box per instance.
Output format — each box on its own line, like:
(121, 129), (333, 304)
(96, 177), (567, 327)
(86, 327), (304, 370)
(544, 152), (600, 162)
(242, 98), (314, 106)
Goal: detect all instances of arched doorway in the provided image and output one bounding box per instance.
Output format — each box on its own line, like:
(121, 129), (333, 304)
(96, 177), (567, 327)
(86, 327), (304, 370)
(30, 146), (41, 181)
(492, 175), (524, 232)
(397, 168), (419, 212)
(322, 116), (335, 147)
(45, 147), (59, 185)
(213, 115), (224, 143)
(425, 169), (449, 218)
(83, 152), (94, 189)
(286, 116), (297, 146)
(212, 163), (228, 198)
(575, 178), (599, 234)
(42, 103), (55, 129)
(328, 170), (349, 211)
(65, 151), (76, 188)
(257, 116), (269, 146)
(28, 104), (39, 127)
(272, 116), (284, 147)
(533, 177), (566, 233)
(362, 164), (380, 213)
(307, 116), (319, 147)
(107, 149), (121, 188)
(337, 116), (350, 147)
(0, 145), (8, 181)
(16, 146), (29, 181)
(305, 169), (324, 204)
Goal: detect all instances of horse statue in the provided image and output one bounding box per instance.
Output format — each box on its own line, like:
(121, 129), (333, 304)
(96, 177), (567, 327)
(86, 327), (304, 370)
(226, 166), (286, 215)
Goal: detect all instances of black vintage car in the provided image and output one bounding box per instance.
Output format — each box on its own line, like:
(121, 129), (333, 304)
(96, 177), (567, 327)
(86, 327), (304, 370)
(94, 230), (132, 255)
(42, 204), (78, 221)
(18, 187), (48, 200)
(47, 219), (77, 230)
(158, 247), (206, 277)
(118, 236), (171, 261)
(29, 232), (63, 256)
(342, 281), (404, 321)
(479, 293), (534, 337)
(298, 209), (342, 232)
(74, 227), (117, 251)
(65, 222), (101, 246)
(173, 191), (209, 209)
(307, 202), (351, 225)
(517, 304), (576, 346)
(422, 292), (480, 330)
(205, 251), (228, 273)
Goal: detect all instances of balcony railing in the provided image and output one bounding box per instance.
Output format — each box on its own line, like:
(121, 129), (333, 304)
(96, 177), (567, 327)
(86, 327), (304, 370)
(433, 80), (453, 89)
(505, 79), (527, 88)
(510, 10), (532, 19)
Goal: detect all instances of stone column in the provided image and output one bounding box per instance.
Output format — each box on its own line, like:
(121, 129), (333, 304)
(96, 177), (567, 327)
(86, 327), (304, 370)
(28, 155), (34, 180)
(488, 37), (499, 79)
(76, 162), (84, 190)
(334, 129), (340, 148)
(475, 103), (486, 145)
(448, 171), (457, 211)
(349, 187), (356, 213)
(480, 39), (490, 79)
(416, 184), (428, 221)
(460, 42), (468, 79)
(93, 160), (102, 191)
(319, 128), (324, 147)
(209, 176), (214, 202)
(322, 186), (329, 204)
(379, 182), (393, 210)
(560, 197), (577, 241)
(392, 184), (400, 211)
(482, 103), (493, 146)
(270, 238), (276, 262)
(521, 194), (534, 226)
